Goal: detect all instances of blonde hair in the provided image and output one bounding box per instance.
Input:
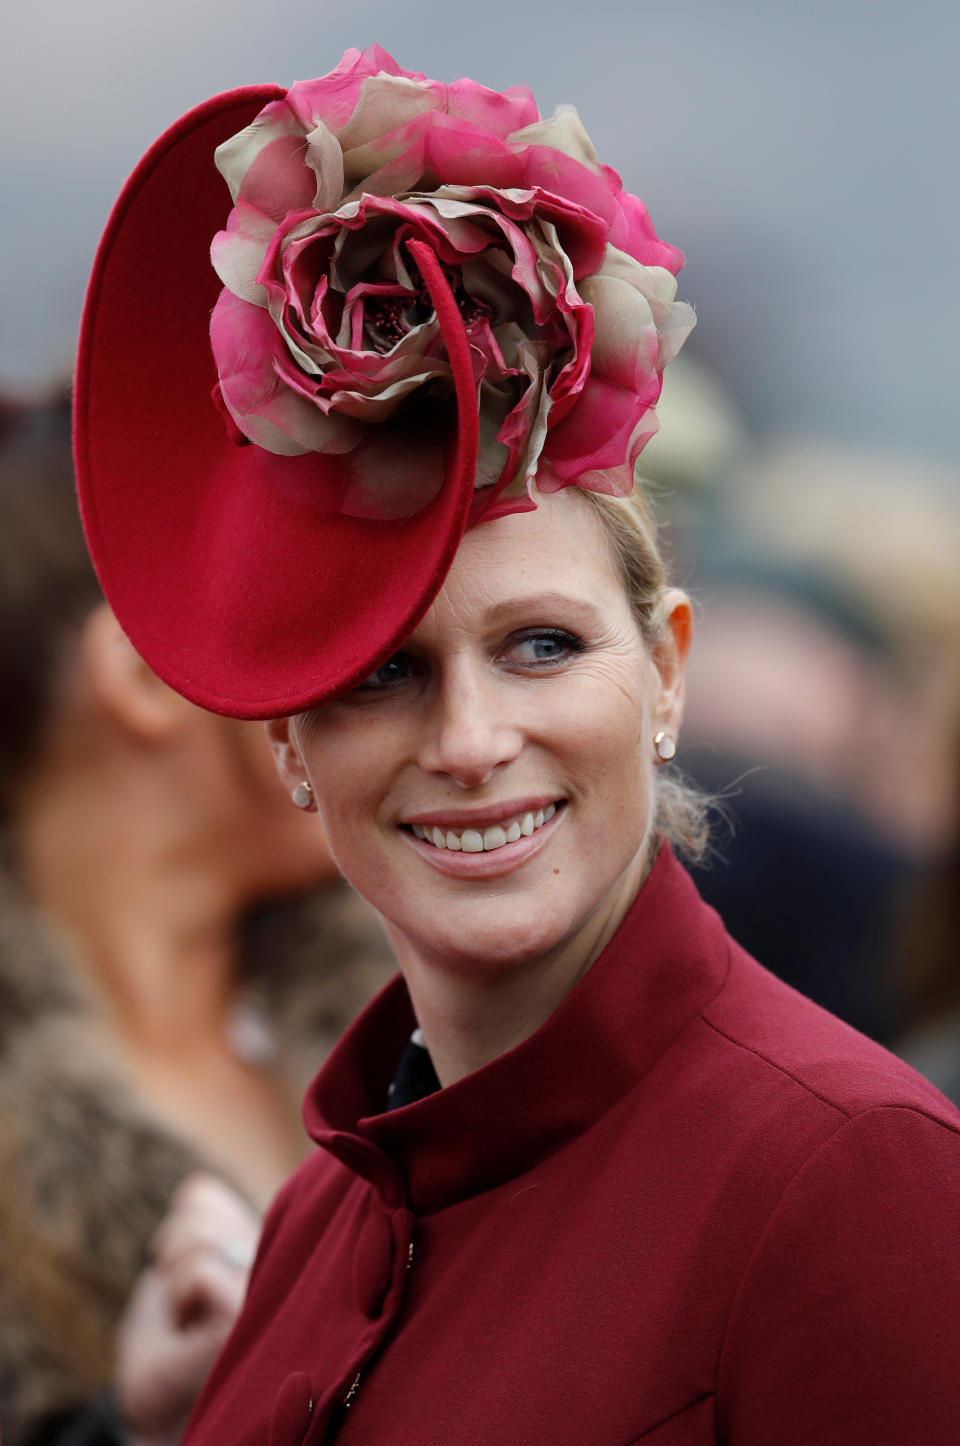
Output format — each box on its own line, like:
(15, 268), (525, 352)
(577, 483), (711, 864)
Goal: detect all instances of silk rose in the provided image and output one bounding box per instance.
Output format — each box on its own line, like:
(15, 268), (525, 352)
(209, 45), (695, 520)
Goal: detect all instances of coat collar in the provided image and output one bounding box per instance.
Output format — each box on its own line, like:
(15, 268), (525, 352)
(304, 845), (731, 1214)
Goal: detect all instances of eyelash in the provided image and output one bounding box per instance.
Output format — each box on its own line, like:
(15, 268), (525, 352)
(354, 628), (586, 693)
(503, 628), (586, 669)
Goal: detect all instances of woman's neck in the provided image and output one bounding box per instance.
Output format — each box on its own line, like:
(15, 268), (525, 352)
(387, 852), (649, 1088)
(16, 765), (239, 1052)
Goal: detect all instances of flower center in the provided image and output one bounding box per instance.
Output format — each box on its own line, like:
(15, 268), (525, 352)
(364, 261), (493, 354)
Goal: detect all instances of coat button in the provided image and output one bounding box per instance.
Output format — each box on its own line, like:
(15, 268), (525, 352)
(270, 1371), (314, 1446)
(353, 1205), (394, 1318)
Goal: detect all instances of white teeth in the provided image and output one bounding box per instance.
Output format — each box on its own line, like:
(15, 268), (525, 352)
(410, 804), (561, 853)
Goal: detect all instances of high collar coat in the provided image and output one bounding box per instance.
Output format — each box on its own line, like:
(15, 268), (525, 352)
(185, 846), (960, 1445)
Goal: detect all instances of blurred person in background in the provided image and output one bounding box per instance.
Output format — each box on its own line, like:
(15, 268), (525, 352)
(893, 724), (960, 1101)
(711, 445), (960, 863)
(681, 551), (919, 1041)
(646, 435), (960, 1045)
(0, 390), (396, 1443)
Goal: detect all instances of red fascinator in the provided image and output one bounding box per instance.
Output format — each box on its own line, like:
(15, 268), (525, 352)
(75, 46), (693, 718)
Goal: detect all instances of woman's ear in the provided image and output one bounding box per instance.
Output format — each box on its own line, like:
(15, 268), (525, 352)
(651, 589), (694, 740)
(264, 715), (310, 799)
(79, 603), (192, 743)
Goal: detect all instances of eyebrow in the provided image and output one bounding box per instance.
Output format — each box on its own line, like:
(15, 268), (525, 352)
(481, 592), (605, 627)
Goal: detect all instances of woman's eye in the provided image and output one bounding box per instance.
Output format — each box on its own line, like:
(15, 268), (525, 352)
(356, 653), (416, 691)
(505, 629), (584, 667)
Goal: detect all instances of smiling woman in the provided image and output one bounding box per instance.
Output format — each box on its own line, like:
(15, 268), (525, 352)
(72, 44), (960, 1446)
(269, 489), (691, 1084)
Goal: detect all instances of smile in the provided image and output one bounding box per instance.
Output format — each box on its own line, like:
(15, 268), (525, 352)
(409, 803), (558, 853)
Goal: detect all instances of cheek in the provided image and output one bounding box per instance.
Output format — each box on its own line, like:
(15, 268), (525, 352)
(553, 675), (650, 783)
(556, 682), (655, 850)
(299, 718), (402, 856)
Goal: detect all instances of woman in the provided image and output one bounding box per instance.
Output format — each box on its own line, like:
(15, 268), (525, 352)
(0, 393), (394, 1443)
(74, 46), (960, 1445)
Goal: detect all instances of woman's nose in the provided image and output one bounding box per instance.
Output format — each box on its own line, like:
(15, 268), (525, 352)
(416, 669), (522, 788)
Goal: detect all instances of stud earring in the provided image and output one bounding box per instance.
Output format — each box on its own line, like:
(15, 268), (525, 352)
(654, 731), (676, 762)
(291, 781), (314, 809)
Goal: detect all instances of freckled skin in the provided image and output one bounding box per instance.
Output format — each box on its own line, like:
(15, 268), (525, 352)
(269, 489), (690, 1081)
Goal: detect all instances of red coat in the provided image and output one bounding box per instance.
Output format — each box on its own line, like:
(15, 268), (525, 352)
(185, 847), (960, 1444)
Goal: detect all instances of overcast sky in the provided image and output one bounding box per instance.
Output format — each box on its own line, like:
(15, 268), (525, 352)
(3, 0), (957, 470)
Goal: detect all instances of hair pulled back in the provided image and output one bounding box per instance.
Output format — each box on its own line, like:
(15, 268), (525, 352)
(578, 484), (710, 863)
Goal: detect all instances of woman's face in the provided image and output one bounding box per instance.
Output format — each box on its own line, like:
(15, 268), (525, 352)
(271, 490), (689, 976)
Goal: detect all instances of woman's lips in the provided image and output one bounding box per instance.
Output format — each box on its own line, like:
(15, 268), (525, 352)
(400, 801), (565, 878)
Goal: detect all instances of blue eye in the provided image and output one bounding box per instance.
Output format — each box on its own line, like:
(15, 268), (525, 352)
(357, 653), (415, 690)
(506, 629), (584, 667)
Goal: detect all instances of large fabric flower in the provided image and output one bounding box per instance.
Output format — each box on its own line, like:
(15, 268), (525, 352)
(209, 45), (695, 520)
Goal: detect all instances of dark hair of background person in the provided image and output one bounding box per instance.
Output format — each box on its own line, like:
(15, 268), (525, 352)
(0, 386), (102, 821)
(891, 740), (960, 1102)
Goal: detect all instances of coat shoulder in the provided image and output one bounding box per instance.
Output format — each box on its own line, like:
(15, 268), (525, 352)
(700, 939), (960, 1130)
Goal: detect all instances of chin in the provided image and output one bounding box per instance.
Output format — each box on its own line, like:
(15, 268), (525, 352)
(396, 890), (593, 979)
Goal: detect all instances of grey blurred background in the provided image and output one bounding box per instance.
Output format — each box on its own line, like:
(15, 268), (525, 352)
(2, 0), (958, 470)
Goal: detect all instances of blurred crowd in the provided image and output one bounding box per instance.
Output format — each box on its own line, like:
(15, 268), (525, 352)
(1, 360), (959, 1441)
(0, 387), (397, 1443)
(644, 357), (960, 1061)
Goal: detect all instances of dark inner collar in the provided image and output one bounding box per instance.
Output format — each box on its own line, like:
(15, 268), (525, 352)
(387, 1028), (441, 1111)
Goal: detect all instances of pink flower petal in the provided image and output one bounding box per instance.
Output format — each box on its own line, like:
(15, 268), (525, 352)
(210, 199), (277, 306)
(445, 77), (539, 134)
(285, 46), (409, 134)
(344, 113), (524, 197)
(210, 289), (360, 454)
(541, 372), (662, 479)
(517, 145), (618, 230)
(215, 109), (317, 220)
(605, 184), (685, 272)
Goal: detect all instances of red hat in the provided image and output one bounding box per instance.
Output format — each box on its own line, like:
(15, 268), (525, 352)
(74, 48), (693, 718)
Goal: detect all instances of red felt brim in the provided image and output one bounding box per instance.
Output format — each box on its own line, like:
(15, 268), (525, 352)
(74, 87), (478, 719)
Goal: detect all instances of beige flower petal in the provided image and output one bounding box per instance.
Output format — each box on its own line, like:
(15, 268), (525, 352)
(578, 273), (659, 389)
(214, 105), (307, 205)
(508, 105), (602, 174)
(303, 119), (346, 213)
(233, 413), (311, 455)
(655, 299), (697, 368)
(336, 74), (438, 149)
(211, 207), (276, 307)
(597, 245), (679, 303)
(271, 306), (331, 376)
(254, 390), (363, 455)
(475, 394), (513, 490)
(591, 246), (696, 367)
(532, 219), (580, 306)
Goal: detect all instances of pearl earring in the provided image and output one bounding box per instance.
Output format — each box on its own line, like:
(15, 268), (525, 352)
(291, 781), (314, 809)
(654, 731), (676, 762)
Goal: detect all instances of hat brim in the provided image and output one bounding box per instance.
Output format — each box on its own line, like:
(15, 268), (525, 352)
(74, 88), (478, 719)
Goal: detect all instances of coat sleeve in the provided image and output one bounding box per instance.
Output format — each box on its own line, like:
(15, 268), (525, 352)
(716, 1105), (960, 1445)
